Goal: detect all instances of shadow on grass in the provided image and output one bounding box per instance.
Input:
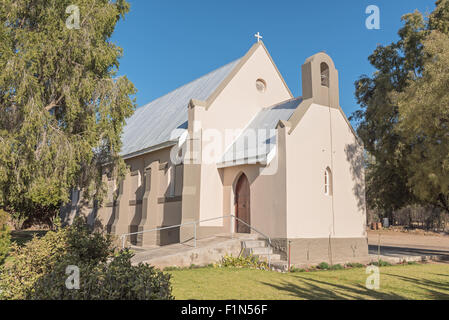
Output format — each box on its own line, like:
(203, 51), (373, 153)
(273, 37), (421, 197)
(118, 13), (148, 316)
(259, 275), (405, 300)
(382, 272), (449, 300)
(11, 230), (48, 246)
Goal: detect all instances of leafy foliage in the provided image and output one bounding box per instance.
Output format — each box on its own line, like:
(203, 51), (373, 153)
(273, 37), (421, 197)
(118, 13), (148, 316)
(0, 0), (136, 223)
(371, 259), (392, 267)
(395, 31), (449, 213)
(0, 209), (10, 264)
(317, 262), (330, 270)
(31, 250), (173, 300)
(218, 254), (269, 270)
(344, 262), (365, 269)
(351, 0), (449, 217)
(0, 217), (172, 300)
(0, 220), (71, 299)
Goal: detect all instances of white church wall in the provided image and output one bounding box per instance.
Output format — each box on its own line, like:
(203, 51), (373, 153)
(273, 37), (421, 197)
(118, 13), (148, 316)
(330, 108), (367, 238)
(194, 44), (292, 226)
(285, 103), (334, 238)
(285, 103), (366, 239)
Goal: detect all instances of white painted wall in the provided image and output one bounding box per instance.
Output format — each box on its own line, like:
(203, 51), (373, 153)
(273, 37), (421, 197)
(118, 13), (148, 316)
(285, 103), (366, 239)
(196, 44), (292, 226)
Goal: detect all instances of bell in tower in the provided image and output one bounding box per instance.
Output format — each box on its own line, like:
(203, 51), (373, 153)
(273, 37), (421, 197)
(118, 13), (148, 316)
(301, 52), (340, 109)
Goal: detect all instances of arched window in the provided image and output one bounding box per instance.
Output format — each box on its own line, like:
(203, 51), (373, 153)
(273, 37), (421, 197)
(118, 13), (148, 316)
(324, 167), (333, 196)
(320, 62), (329, 87)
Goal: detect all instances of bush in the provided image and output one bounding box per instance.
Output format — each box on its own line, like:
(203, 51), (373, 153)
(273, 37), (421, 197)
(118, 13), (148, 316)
(370, 259), (392, 267)
(330, 264), (344, 270)
(0, 209), (11, 264)
(0, 217), (173, 300)
(317, 262), (330, 270)
(31, 250), (173, 300)
(218, 254), (268, 270)
(345, 262), (364, 268)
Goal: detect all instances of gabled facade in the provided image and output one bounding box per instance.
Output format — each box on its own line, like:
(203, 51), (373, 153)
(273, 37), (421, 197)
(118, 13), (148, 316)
(62, 42), (369, 265)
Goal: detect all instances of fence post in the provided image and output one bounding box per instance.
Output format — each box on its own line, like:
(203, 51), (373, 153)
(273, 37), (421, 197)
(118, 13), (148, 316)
(377, 233), (381, 262)
(268, 240), (271, 270)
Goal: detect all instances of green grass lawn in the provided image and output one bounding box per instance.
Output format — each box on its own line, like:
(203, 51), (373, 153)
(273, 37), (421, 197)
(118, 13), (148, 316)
(168, 263), (449, 300)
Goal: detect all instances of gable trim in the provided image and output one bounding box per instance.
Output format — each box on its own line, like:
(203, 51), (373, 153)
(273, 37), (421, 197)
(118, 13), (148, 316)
(204, 41), (293, 110)
(287, 98), (314, 135)
(287, 99), (363, 146)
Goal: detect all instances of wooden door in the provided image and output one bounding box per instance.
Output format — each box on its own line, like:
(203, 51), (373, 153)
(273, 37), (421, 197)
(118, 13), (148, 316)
(235, 174), (250, 233)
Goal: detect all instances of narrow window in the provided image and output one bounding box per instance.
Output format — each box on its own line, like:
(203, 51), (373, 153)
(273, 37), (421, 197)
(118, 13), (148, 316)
(320, 62), (329, 87)
(324, 167), (332, 196)
(174, 164), (183, 196)
(168, 165), (175, 197)
(137, 170), (142, 188)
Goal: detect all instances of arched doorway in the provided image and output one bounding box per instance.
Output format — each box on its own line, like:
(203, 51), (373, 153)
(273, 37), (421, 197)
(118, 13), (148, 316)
(235, 173), (250, 233)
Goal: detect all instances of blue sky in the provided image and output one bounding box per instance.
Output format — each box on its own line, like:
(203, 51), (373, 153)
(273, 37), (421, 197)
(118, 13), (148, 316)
(111, 0), (436, 124)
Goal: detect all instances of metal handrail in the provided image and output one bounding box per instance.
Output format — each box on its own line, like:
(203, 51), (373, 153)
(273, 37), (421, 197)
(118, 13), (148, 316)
(119, 214), (273, 268)
(231, 216), (272, 268)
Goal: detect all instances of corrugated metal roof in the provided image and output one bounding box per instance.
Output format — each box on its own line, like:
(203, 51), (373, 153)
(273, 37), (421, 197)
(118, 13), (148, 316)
(120, 58), (242, 158)
(218, 97), (302, 166)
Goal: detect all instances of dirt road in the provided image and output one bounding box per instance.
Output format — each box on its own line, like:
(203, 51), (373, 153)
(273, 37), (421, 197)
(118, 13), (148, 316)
(368, 230), (449, 259)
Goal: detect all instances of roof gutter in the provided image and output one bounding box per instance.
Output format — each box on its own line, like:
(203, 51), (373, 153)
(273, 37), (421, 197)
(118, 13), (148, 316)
(120, 140), (178, 161)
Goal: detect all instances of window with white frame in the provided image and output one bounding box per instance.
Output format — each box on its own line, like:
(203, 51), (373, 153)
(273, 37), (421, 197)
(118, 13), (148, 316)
(324, 167), (333, 196)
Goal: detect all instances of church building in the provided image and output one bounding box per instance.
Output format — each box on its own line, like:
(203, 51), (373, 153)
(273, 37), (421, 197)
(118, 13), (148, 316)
(64, 40), (369, 265)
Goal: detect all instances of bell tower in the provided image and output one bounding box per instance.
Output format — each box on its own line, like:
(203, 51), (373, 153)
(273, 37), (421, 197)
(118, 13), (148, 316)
(301, 52), (340, 109)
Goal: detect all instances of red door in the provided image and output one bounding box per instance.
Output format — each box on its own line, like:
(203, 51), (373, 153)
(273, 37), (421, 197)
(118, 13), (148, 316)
(235, 174), (250, 233)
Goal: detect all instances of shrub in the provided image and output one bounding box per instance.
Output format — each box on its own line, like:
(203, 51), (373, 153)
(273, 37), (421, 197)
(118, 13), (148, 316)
(30, 250), (173, 300)
(0, 220), (71, 299)
(218, 254), (268, 270)
(330, 264), (343, 270)
(0, 209), (11, 264)
(317, 262), (330, 270)
(370, 259), (392, 267)
(0, 217), (173, 300)
(9, 211), (27, 231)
(345, 262), (364, 268)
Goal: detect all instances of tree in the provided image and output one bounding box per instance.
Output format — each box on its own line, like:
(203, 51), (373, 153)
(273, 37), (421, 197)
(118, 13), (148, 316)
(351, 0), (449, 218)
(0, 209), (10, 264)
(0, 0), (136, 224)
(395, 30), (449, 213)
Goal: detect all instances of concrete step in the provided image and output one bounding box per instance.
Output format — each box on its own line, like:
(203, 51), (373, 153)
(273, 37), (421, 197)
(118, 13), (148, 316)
(232, 233), (260, 240)
(269, 260), (288, 272)
(239, 237), (287, 272)
(257, 254), (281, 262)
(242, 240), (267, 248)
(244, 247), (273, 255)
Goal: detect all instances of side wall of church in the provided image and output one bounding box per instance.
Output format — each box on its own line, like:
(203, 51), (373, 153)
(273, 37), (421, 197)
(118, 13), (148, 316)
(282, 103), (368, 265)
(94, 146), (184, 246)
